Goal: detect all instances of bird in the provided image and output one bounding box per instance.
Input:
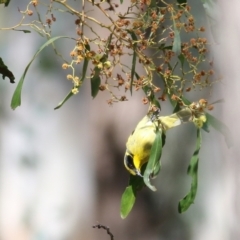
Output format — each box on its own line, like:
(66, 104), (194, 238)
(124, 115), (157, 176)
(123, 105), (201, 176)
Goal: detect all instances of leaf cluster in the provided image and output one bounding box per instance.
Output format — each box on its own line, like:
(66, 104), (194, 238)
(0, 0), (217, 110)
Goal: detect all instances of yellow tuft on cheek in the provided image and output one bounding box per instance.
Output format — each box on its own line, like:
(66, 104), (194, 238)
(133, 155), (148, 173)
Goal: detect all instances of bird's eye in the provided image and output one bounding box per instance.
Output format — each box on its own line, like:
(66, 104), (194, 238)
(124, 154), (135, 170)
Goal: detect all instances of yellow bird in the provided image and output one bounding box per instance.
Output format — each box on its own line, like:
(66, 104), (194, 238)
(124, 115), (157, 176)
(123, 109), (193, 176)
(124, 99), (208, 176)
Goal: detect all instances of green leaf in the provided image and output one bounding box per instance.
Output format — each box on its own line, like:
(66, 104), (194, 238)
(104, 33), (113, 56)
(210, 98), (224, 105)
(178, 54), (185, 68)
(130, 173), (145, 191)
(201, 120), (210, 133)
(54, 44), (90, 110)
(167, 92), (178, 110)
(120, 186), (136, 219)
(0, 0), (11, 6)
(120, 0), (123, 3)
(173, 101), (181, 113)
(172, 22), (181, 55)
(201, 0), (219, 42)
(178, 129), (201, 213)
(143, 127), (163, 191)
(149, 0), (157, 7)
(134, 72), (140, 80)
(158, 44), (173, 51)
(54, 91), (73, 110)
(162, 133), (166, 147)
(177, 0), (187, 4)
(206, 113), (233, 148)
(11, 36), (73, 110)
(22, 30), (31, 33)
(81, 44), (90, 82)
(181, 96), (191, 105)
(127, 31), (138, 95)
(152, 133), (166, 176)
(12, 29), (31, 34)
(201, 99), (224, 133)
(131, 50), (137, 95)
(89, 34), (112, 98)
(5, 0), (10, 6)
(91, 67), (101, 98)
(120, 174), (144, 218)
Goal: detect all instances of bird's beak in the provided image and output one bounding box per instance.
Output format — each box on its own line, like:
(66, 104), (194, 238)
(136, 169), (143, 177)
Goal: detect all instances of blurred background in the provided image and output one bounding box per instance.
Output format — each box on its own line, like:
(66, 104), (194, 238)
(0, 0), (239, 240)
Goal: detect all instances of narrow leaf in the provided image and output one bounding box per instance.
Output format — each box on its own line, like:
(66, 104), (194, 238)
(90, 34), (112, 98)
(206, 113), (233, 148)
(54, 44), (90, 110)
(181, 96), (191, 105)
(91, 67), (101, 98)
(11, 36), (73, 110)
(158, 44), (172, 50)
(54, 91), (73, 110)
(143, 127), (162, 191)
(210, 98), (224, 105)
(177, 0), (187, 4)
(104, 33), (113, 56)
(149, 0), (157, 7)
(172, 22), (181, 55)
(178, 54), (185, 68)
(13, 29), (31, 33)
(5, 0), (10, 6)
(167, 92), (178, 110)
(131, 50), (137, 95)
(152, 134), (165, 176)
(134, 72), (140, 80)
(201, 120), (210, 133)
(22, 30), (31, 33)
(201, 99), (224, 132)
(128, 31), (138, 95)
(173, 101), (181, 113)
(178, 129), (201, 213)
(81, 44), (90, 82)
(0, 0), (11, 6)
(120, 186), (136, 219)
(201, 0), (219, 42)
(120, 174), (144, 218)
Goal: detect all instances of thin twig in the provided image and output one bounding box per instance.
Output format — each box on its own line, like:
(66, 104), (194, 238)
(81, 0), (85, 38)
(93, 224), (114, 240)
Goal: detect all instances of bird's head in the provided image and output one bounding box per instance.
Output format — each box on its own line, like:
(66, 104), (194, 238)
(124, 152), (143, 177)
